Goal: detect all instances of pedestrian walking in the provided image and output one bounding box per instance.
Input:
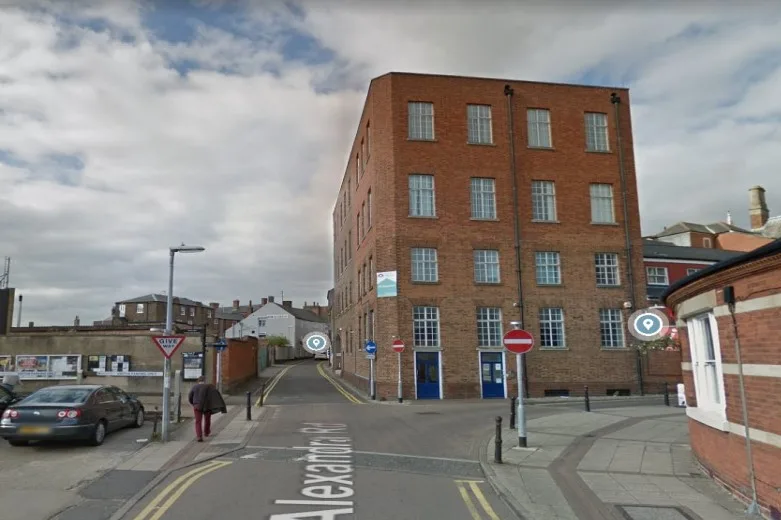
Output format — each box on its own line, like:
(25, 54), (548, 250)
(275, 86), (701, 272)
(187, 376), (227, 442)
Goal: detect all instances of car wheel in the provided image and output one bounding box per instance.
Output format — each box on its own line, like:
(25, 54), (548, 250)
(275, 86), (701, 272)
(8, 439), (28, 447)
(90, 420), (107, 446)
(131, 408), (145, 428)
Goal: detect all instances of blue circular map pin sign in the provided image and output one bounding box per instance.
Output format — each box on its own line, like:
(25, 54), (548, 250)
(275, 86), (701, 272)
(303, 332), (330, 354)
(628, 308), (669, 341)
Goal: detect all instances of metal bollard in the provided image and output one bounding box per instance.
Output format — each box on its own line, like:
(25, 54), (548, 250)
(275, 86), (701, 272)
(151, 406), (160, 441)
(664, 382), (670, 406)
(584, 385), (591, 412)
(494, 416), (503, 464)
(510, 396), (517, 429)
(259, 382), (266, 407)
(246, 391), (252, 420)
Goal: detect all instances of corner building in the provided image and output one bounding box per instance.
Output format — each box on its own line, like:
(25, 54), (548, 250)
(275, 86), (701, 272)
(331, 72), (647, 400)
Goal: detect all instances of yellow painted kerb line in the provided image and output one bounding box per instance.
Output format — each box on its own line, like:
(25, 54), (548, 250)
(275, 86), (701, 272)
(454, 480), (501, 520)
(255, 361), (304, 407)
(317, 361), (363, 404)
(132, 460), (232, 520)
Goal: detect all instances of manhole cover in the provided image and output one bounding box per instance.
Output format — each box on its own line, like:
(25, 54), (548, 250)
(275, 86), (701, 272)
(415, 411), (441, 415)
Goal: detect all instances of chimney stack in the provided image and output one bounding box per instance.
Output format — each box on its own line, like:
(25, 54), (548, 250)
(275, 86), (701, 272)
(232, 299), (240, 311)
(283, 300), (292, 308)
(268, 295), (275, 303)
(749, 185), (769, 230)
(261, 297), (268, 305)
(74, 316), (80, 327)
(249, 300), (253, 312)
(210, 302), (219, 309)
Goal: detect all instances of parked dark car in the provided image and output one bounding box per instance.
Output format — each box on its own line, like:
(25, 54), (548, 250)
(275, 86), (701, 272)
(0, 384), (145, 447)
(0, 384), (21, 417)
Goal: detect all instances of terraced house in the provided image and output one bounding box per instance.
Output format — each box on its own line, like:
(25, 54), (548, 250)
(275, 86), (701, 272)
(331, 72), (648, 400)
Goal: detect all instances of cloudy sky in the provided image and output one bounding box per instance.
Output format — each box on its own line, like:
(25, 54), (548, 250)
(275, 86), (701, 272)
(1, 1), (780, 326)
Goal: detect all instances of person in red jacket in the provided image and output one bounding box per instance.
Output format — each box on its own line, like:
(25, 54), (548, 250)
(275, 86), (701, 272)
(187, 376), (227, 442)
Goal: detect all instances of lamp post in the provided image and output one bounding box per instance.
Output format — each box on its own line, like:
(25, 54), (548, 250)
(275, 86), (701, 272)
(163, 243), (205, 442)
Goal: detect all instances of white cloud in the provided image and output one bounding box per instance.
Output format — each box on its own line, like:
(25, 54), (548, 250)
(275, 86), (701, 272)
(1, 1), (780, 324)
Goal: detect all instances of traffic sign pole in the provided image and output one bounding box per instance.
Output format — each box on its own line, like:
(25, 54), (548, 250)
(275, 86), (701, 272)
(516, 352), (526, 447)
(393, 339), (405, 403)
(397, 352), (402, 403)
(504, 325), (534, 448)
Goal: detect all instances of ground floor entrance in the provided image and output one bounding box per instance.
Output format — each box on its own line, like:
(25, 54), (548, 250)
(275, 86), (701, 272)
(480, 351), (505, 398)
(415, 351), (440, 399)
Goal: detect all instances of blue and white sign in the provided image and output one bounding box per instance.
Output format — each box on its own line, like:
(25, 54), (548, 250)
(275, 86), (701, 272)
(364, 340), (377, 355)
(628, 308), (669, 341)
(303, 332), (330, 354)
(214, 339), (227, 352)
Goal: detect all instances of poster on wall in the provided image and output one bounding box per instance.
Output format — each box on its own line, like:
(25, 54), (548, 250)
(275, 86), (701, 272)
(49, 355), (81, 378)
(0, 356), (12, 373)
(14, 355), (81, 379)
(15, 355), (49, 378)
(182, 352), (204, 381)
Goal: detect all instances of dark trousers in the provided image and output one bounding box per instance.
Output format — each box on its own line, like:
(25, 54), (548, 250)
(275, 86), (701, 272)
(193, 408), (212, 439)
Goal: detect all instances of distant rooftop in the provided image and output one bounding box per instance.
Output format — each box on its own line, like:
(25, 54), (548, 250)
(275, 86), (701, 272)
(117, 293), (205, 306)
(643, 239), (744, 263)
(650, 221), (752, 238)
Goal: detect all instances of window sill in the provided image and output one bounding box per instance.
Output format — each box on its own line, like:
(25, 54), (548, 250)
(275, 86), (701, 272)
(585, 149), (612, 154)
(591, 222), (619, 226)
(408, 215), (438, 219)
(600, 347), (629, 351)
(411, 281), (440, 285)
(596, 285), (622, 289)
(407, 138), (437, 143)
(539, 347), (569, 351)
(412, 346), (442, 351)
(476, 346), (505, 350)
(527, 146), (555, 151)
(470, 217), (500, 222)
(474, 281), (502, 286)
(537, 283), (564, 287)
(467, 141), (497, 147)
(531, 219), (560, 224)
(686, 406), (729, 432)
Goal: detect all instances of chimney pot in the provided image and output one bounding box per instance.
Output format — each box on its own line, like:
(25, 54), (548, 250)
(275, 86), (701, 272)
(283, 300), (292, 308)
(749, 185), (769, 229)
(28, 321), (34, 327)
(232, 299), (239, 310)
(268, 295), (275, 303)
(249, 300), (253, 312)
(261, 297), (268, 305)
(74, 316), (80, 326)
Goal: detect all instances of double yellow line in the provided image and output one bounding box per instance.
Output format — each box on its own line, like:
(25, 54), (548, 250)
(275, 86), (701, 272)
(132, 460), (232, 520)
(317, 361), (363, 404)
(255, 361), (302, 406)
(455, 480), (501, 520)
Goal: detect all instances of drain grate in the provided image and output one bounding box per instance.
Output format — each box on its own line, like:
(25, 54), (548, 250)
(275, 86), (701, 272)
(616, 505), (697, 520)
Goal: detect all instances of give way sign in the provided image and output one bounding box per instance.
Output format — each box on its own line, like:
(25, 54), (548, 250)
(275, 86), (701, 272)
(503, 329), (534, 355)
(152, 335), (186, 359)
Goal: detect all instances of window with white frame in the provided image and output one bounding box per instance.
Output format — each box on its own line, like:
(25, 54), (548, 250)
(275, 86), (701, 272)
(703, 237), (712, 248)
(258, 319), (266, 327)
(411, 248), (438, 282)
(474, 249), (500, 283)
(590, 184), (615, 223)
(595, 253), (620, 286)
(477, 307), (503, 347)
(413, 306), (440, 347)
(367, 189), (372, 228)
(535, 252), (561, 285)
(180, 306), (186, 316)
(531, 181), (557, 221)
(190, 307), (195, 317)
(686, 268), (700, 276)
(136, 303), (144, 314)
(585, 112), (609, 152)
(408, 102), (434, 140)
(539, 308), (565, 348)
(409, 174), (435, 217)
(687, 313), (725, 414)
(599, 309), (624, 348)
(470, 178), (496, 219)
(467, 104), (493, 144)
(646, 266), (669, 285)
(369, 256), (374, 288)
(527, 109), (552, 148)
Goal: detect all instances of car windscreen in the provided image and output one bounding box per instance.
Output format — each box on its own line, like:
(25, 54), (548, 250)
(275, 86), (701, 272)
(18, 387), (93, 405)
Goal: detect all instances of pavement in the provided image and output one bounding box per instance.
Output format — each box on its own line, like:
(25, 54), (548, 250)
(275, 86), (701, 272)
(480, 406), (753, 520)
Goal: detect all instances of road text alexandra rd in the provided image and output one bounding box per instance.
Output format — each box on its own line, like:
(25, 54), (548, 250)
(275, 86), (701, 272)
(270, 423), (355, 519)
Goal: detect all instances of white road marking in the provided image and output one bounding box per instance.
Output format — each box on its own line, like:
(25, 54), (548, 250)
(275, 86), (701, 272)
(244, 445), (477, 464)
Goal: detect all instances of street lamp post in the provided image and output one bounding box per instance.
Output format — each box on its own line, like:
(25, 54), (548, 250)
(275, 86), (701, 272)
(163, 243), (205, 443)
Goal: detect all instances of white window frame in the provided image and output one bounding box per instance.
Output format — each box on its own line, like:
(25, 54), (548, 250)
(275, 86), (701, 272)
(539, 308), (566, 349)
(646, 266), (669, 285)
(585, 112), (609, 152)
(136, 303), (144, 314)
(687, 313), (726, 417)
(527, 108), (552, 148)
(535, 252), (561, 285)
(531, 181), (557, 221)
(413, 306), (440, 347)
(474, 249), (500, 283)
(477, 307), (503, 347)
(686, 268), (699, 276)
(408, 102), (434, 140)
(411, 248), (438, 283)
(467, 104), (493, 144)
(409, 174), (436, 217)
(470, 178), (497, 220)
(590, 184), (615, 223)
(595, 253), (620, 286)
(599, 309), (625, 349)
(367, 189), (372, 228)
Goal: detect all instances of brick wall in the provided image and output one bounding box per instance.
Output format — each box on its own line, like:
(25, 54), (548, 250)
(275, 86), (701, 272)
(213, 337), (258, 391)
(666, 248), (781, 516)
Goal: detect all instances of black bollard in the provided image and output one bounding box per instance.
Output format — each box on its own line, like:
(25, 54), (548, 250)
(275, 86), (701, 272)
(494, 416), (503, 464)
(246, 391), (252, 420)
(584, 385), (591, 412)
(510, 396), (517, 430)
(259, 382), (266, 407)
(664, 382), (670, 406)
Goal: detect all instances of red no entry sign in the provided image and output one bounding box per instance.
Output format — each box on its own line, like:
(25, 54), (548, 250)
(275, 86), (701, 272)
(392, 339), (405, 353)
(503, 329), (534, 355)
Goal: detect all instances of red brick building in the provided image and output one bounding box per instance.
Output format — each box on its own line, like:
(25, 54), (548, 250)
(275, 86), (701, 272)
(663, 238), (781, 518)
(332, 72), (648, 400)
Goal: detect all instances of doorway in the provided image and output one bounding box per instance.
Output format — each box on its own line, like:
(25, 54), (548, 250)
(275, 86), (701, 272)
(415, 351), (440, 399)
(480, 351), (505, 398)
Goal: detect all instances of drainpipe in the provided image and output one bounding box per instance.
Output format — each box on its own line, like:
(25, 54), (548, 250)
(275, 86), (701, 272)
(610, 92), (642, 395)
(504, 84), (529, 399)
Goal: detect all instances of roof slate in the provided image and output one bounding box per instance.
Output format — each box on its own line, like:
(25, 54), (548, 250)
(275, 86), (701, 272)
(642, 239), (743, 262)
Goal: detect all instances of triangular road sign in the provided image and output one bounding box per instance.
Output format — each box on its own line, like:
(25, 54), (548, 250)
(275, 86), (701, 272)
(152, 335), (186, 359)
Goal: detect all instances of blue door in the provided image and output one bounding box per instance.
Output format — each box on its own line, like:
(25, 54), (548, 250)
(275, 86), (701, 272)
(481, 352), (505, 398)
(415, 352), (440, 399)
